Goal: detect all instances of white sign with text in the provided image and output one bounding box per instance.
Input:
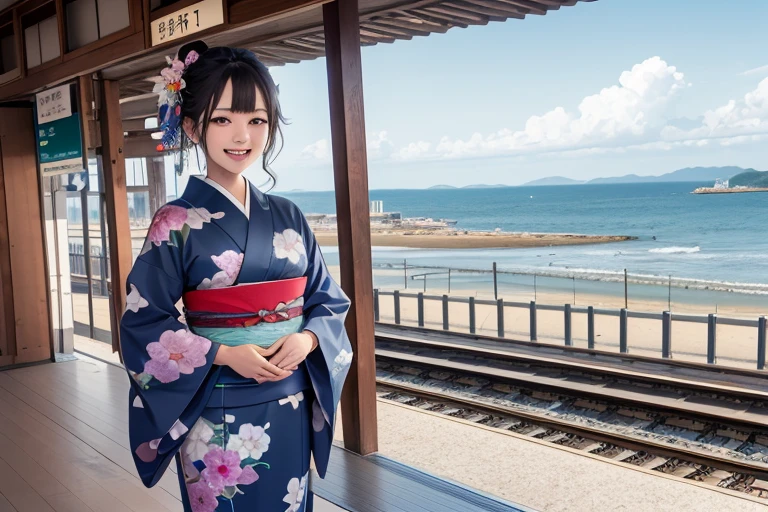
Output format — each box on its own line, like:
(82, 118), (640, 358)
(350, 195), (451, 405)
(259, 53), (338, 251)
(150, 0), (224, 46)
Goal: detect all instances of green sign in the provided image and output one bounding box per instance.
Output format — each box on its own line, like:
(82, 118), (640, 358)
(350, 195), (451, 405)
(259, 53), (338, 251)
(35, 84), (84, 176)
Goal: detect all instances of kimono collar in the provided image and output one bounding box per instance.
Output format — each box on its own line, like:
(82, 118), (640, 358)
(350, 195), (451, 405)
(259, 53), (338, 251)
(195, 175), (250, 219)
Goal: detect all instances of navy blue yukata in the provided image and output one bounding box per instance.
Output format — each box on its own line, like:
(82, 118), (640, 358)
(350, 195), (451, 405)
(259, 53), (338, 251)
(119, 176), (353, 511)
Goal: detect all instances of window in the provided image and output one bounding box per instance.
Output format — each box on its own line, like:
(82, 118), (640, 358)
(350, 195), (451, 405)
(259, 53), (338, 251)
(64, 0), (130, 50)
(22, 2), (60, 69)
(0, 21), (17, 80)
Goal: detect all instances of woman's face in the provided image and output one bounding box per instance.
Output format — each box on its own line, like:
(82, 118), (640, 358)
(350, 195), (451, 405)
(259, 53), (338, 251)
(186, 79), (269, 177)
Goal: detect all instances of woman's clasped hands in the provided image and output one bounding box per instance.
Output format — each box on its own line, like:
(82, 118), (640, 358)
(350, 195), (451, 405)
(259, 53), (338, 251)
(213, 331), (318, 383)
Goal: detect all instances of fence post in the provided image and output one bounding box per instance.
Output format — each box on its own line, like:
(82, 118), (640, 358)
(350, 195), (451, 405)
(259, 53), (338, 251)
(624, 269), (628, 309)
(530, 301), (537, 342)
(374, 289), (380, 322)
(404, 259), (407, 289)
(394, 290), (401, 325)
(587, 306), (595, 349)
(497, 298), (504, 338)
(418, 293), (425, 327)
(493, 262), (498, 300)
(707, 314), (717, 364)
(564, 304), (572, 346)
(758, 316), (766, 370)
(620, 308), (628, 353)
(662, 311), (672, 359)
(469, 296), (476, 334)
(442, 295), (449, 330)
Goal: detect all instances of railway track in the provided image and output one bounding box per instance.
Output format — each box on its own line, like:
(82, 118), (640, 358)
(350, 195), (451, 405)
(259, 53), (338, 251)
(373, 326), (768, 500)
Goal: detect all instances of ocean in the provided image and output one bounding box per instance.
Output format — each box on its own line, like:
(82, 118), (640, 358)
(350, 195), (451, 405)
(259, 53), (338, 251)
(282, 182), (768, 311)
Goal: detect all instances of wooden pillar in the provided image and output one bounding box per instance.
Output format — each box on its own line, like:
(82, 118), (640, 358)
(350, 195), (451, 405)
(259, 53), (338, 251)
(99, 79), (133, 354)
(323, 0), (378, 455)
(146, 156), (166, 216)
(0, 107), (52, 365)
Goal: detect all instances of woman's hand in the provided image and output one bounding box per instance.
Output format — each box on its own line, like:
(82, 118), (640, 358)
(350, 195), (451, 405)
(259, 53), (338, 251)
(214, 344), (293, 383)
(268, 331), (318, 370)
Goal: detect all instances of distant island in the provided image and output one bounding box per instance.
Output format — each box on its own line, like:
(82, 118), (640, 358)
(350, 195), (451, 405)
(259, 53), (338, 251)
(427, 166), (757, 190)
(522, 166), (755, 186)
(427, 184), (508, 190)
(692, 170), (768, 195)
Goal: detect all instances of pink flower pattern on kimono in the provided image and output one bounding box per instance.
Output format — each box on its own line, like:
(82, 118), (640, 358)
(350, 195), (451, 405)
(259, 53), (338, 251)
(148, 205), (188, 246)
(197, 250), (244, 290)
(188, 481), (218, 512)
(201, 447), (252, 493)
(143, 329), (211, 383)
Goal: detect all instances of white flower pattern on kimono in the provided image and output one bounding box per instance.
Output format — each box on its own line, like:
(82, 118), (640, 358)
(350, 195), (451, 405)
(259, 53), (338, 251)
(183, 418), (215, 462)
(185, 207), (225, 229)
(283, 472), (309, 512)
(125, 284), (149, 313)
(132, 395), (144, 408)
(169, 419), (189, 440)
(197, 250), (244, 290)
(278, 391), (305, 410)
(273, 229), (306, 264)
(226, 422), (271, 461)
(332, 349), (354, 378)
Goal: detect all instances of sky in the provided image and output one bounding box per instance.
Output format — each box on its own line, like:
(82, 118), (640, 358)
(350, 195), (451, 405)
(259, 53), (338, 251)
(239, 0), (768, 192)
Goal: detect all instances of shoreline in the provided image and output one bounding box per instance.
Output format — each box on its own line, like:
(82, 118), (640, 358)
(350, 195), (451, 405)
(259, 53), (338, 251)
(315, 230), (635, 249)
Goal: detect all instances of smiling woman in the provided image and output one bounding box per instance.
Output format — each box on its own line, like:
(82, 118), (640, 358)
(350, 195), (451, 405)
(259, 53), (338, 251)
(119, 40), (352, 512)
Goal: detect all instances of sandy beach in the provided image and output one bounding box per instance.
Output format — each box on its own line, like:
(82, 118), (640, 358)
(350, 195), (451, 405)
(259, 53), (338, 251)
(314, 230), (635, 249)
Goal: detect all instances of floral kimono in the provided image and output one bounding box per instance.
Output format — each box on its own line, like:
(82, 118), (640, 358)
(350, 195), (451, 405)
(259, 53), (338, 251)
(120, 176), (353, 512)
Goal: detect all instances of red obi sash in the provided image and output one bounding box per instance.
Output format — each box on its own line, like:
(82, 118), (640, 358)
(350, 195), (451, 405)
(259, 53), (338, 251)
(182, 277), (307, 329)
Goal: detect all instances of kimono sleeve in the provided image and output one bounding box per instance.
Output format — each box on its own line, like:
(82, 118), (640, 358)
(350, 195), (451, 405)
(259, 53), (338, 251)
(297, 211), (354, 475)
(119, 213), (221, 488)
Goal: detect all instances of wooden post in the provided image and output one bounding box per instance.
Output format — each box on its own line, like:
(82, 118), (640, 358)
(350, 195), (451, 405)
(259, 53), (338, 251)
(758, 316), (766, 370)
(324, 0), (378, 455)
(394, 290), (400, 325)
(442, 294), (449, 330)
(587, 306), (595, 349)
(99, 79), (133, 355)
(662, 311), (672, 359)
(497, 298), (504, 338)
(469, 296), (476, 334)
(417, 292), (424, 327)
(564, 303), (572, 346)
(620, 308), (628, 353)
(707, 314), (717, 364)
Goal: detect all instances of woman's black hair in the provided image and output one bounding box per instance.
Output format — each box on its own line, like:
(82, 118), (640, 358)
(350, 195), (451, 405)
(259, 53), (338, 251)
(177, 41), (286, 189)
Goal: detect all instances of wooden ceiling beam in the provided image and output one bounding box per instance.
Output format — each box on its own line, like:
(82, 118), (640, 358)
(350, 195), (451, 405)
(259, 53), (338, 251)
(279, 38), (325, 52)
(370, 17), (438, 36)
(422, 6), (490, 23)
(258, 43), (323, 59)
(457, 0), (529, 16)
(445, 1), (525, 19)
(394, 9), (467, 29)
(358, 31), (395, 44)
(360, 25), (411, 40)
(410, 8), (472, 26)
(493, 0), (550, 14)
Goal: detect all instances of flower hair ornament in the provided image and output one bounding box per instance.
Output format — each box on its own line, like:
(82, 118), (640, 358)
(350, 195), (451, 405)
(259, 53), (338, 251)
(151, 40), (208, 152)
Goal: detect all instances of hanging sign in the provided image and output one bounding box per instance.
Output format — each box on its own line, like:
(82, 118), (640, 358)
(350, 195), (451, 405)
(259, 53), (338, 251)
(35, 84), (84, 177)
(150, 0), (224, 46)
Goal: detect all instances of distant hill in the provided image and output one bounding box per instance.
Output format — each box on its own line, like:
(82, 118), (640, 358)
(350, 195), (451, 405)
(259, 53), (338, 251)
(523, 176), (585, 186)
(461, 184), (509, 189)
(427, 185), (458, 190)
(729, 170), (768, 188)
(587, 166), (750, 185)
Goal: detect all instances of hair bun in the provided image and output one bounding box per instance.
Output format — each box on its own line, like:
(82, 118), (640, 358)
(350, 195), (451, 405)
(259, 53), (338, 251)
(178, 40), (209, 63)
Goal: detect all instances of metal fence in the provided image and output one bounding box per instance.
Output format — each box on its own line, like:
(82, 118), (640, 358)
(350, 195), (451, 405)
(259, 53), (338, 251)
(374, 289), (768, 371)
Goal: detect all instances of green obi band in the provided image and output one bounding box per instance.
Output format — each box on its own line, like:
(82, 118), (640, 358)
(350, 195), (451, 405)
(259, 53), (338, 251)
(190, 316), (304, 348)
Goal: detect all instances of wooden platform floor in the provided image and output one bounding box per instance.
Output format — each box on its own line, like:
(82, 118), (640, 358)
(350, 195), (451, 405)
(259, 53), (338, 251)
(0, 355), (345, 512)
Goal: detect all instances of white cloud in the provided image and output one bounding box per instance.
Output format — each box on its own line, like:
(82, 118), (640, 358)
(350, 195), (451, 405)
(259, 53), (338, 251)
(397, 56), (690, 160)
(740, 64), (768, 76)
(393, 59), (768, 161)
(300, 139), (330, 160)
(300, 131), (394, 161)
